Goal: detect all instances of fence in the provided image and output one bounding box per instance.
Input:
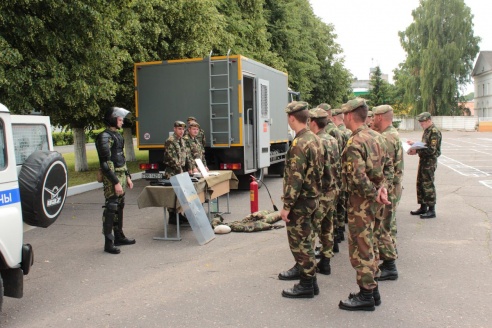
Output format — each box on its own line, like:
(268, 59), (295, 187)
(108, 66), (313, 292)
(395, 116), (478, 132)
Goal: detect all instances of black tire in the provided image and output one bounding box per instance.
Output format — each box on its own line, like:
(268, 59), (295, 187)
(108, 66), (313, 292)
(18, 151), (68, 228)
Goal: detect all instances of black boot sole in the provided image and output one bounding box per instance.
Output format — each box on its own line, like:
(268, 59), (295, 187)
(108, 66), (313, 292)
(278, 274), (300, 281)
(114, 240), (136, 246)
(281, 291), (314, 298)
(338, 302), (375, 311)
(104, 248), (120, 254)
(378, 274), (398, 281)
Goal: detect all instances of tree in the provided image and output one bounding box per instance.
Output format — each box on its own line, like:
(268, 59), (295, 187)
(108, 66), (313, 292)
(398, 0), (480, 116)
(368, 66), (390, 107)
(0, 0), (130, 171)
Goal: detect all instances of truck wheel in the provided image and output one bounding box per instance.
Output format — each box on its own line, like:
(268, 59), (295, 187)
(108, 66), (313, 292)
(18, 151), (68, 228)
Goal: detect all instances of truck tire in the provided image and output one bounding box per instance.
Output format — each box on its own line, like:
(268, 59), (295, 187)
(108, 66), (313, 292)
(18, 151), (68, 228)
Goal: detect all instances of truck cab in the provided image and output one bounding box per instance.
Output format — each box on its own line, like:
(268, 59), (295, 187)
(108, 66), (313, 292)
(0, 103), (68, 311)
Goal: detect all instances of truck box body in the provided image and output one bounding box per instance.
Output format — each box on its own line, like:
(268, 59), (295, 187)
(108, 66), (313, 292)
(135, 55), (291, 180)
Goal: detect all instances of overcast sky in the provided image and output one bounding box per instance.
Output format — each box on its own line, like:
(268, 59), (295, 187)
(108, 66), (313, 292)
(309, 0), (490, 93)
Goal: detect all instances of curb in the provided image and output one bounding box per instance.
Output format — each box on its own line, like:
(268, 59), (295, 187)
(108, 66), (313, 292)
(67, 172), (144, 197)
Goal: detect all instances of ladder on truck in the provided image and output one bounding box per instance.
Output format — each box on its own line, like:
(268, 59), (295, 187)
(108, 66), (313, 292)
(208, 50), (232, 148)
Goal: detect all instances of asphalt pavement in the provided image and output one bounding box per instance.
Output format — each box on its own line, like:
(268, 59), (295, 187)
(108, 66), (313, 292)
(1, 130), (491, 328)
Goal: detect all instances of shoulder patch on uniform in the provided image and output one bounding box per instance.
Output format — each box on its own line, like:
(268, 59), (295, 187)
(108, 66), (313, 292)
(431, 139), (437, 146)
(292, 139), (298, 147)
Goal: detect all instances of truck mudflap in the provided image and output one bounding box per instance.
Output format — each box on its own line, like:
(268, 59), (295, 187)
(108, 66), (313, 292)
(1, 268), (23, 299)
(21, 244), (33, 275)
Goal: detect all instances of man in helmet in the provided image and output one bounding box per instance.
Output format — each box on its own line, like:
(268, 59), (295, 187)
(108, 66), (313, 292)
(96, 107), (135, 254)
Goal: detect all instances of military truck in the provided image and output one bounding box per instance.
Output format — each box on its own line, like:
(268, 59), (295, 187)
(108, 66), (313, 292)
(135, 53), (296, 186)
(0, 103), (68, 311)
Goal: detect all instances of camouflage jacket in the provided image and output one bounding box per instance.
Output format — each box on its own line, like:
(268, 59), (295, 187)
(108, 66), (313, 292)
(325, 121), (344, 156)
(337, 123), (352, 148)
(381, 125), (404, 184)
(183, 134), (207, 168)
(418, 123), (442, 159)
(163, 133), (193, 178)
(282, 128), (324, 210)
(316, 130), (340, 193)
(341, 125), (394, 201)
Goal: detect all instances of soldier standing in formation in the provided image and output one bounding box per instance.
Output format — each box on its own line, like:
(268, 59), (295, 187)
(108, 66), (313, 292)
(338, 98), (392, 311)
(278, 101), (324, 299)
(331, 108), (352, 247)
(318, 104), (345, 250)
(96, 107), (135, 254)
(308, 107), (340, 276)
(408, 112), (442, 219)
(366, 110), (374, 128)
(372, 105), (404, 281)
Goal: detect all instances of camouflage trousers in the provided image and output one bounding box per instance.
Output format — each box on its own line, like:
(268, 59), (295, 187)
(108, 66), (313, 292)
(312, 191), (336, 259)
(347, 194), (382, 290)
(375, 182), (402, 261)
(102, 167), (127, 226)
(286, 198), (319, 278)
(417, 157), (437, 206)
(335, 190), (348, 228)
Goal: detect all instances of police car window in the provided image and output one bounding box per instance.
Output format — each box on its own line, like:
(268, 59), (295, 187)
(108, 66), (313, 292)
(0, 120), (6, 169)
(12, 123), (49, 165)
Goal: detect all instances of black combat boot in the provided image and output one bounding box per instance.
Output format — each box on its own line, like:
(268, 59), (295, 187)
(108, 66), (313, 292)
(333, 239), (339, 253)
(420, 205), (436, 219)
(378, 260), (398, 281)
(282, 275), (315, 299)
(114, 210), (136, 246)
(313, 276), (320, 296)
(338, 226), (345, 241)
(339, 287), (375, 311)
(410, 204), (427, 215)
(278, 263), (301, 280)
(373, 284), (381, 306)
(317, 256), (331, 275)
(104, 236), (120, 254)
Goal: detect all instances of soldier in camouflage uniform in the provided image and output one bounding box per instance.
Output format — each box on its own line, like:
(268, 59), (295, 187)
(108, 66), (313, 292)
(331, 108), (353, 244)
(308, 107), (340, 275)
(186, 116), (206, 149)
(278, 101), (324, 299)
(163, 121), (195, 224)
(366, 110), (374, 128)
(372, 105), (404, 281)
(96, 107), (135, 255)
(318, 103), (345, 250)
(338, 98), (393, 311)
(408, 112), (442, 219)
(163, 121), (194, 179)
(183, 121), (208, 171)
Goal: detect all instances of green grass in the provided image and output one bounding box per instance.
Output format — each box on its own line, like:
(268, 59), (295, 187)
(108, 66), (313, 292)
(62, 148), (149, 187)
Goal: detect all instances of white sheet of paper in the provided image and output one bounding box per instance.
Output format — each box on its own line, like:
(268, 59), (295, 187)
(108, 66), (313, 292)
(195, 159), (209, 178)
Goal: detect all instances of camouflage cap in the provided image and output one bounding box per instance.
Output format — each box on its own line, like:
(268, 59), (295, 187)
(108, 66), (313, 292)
(285, 101), (309, 114)
(187, 116), (197, 122)
(174, 120), (186, 127)
(188, 121), (200, 128)
(367, 110), (374, 117)
(317, 103), (331, 112)
(309, 107), (328, 118)
(373, 105), (394, 115)
(417, 112), (431, 121)
(340, 98), (367, 114)
(331, 108), (343, 116)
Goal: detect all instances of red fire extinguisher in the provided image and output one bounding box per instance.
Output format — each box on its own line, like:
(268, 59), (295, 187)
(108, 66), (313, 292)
(250, 175), (259, 213)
